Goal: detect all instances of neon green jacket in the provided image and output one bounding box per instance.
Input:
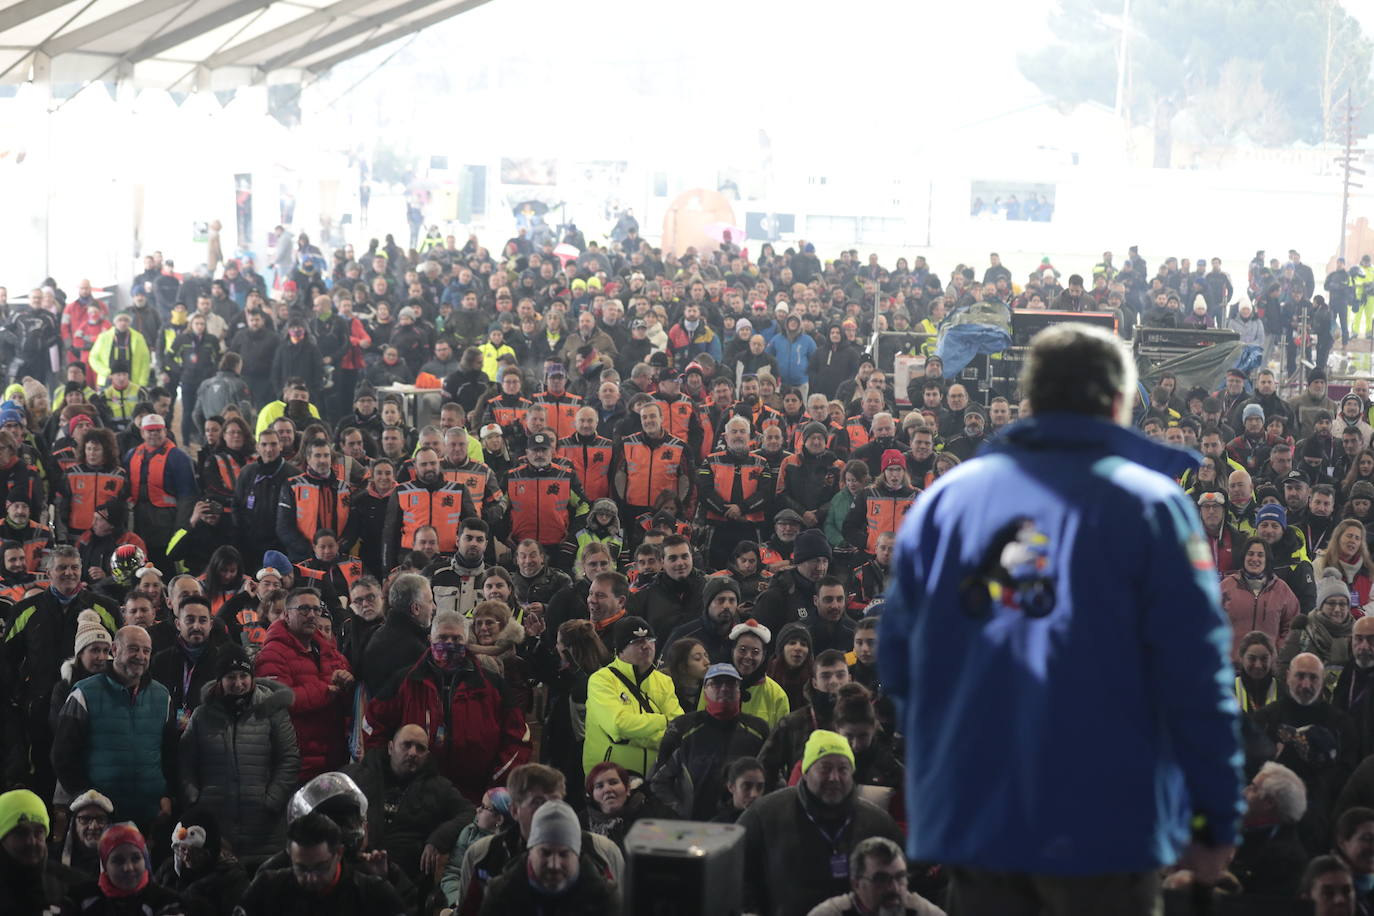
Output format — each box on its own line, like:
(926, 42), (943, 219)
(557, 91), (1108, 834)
(583, 656), (683, 777)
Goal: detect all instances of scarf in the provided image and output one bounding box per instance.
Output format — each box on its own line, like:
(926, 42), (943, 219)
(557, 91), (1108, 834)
(1305, 609), (1354, 659)
(367, 480), (396, 500)
(1241, 569), (1266, 596)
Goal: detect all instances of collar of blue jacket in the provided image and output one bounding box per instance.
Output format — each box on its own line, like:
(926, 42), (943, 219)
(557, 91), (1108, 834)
(984, 412), (1200, 478)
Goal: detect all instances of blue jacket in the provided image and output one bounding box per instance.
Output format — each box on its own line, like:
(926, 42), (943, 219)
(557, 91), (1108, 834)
(766, 331), (816, 387)
(879, 414), (1243, 874)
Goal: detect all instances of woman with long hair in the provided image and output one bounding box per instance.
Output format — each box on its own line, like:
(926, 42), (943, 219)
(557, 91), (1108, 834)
(1219, 537), (1300, 661)
(531, 619), (610, 810)
(1343, 449), (1374, 498)
(663, 637), (710, 714)
(204, 416), (255, 505)
(766, 622), (814, 711)
(199, 545), (248, 616)
(55, 427), (125, 543)
(1315, 519), (1374, 617)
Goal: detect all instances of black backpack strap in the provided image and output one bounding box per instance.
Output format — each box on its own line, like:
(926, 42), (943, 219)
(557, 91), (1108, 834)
(607, 665), (655, 715)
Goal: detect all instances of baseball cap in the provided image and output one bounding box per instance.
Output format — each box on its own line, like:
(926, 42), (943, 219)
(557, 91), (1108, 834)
(528, 431), (555, 450)
(1283, 470), (1308, 485)
(139, 413), (166, 430)
(1196, 491), (1226, 507)
(704, 663), (741, 682)
(479, 423), (503, 439)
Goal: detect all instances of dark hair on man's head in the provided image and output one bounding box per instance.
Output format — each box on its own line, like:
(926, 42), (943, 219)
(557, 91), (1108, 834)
(592, 571), (629, 600)
(725, 756), (764, 785)
(1023, 324), (1133, 419)
(815, 648), (848, 669)
(1337, 807), (1374, 842)
(289, 811), (342, 850)
(1301, 854), (1352, 899)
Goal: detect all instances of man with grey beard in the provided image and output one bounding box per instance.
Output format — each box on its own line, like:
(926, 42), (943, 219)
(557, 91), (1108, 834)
(1254, 652), (1359, 852)
(1334, 617), (1374, 759)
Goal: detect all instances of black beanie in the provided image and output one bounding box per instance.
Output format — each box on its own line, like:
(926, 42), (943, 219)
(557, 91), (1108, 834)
(213, 644), (253, 681)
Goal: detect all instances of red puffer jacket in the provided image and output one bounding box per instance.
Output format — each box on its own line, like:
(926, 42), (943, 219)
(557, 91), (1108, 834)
(254, 617), (352, 781)
(366, 651), (531, 803)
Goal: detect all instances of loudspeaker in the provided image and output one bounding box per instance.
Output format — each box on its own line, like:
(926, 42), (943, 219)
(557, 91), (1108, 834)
(624, 819), (745, 916)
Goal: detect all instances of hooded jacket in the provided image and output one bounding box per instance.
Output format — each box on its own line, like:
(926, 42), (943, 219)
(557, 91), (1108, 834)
(180, 678), (300, 859)
(252, 618), (351, 782)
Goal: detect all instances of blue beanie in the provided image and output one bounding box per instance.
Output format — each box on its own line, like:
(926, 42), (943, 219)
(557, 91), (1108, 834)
(262, 550), (293, 578)
(1256, 504), (1286, 529)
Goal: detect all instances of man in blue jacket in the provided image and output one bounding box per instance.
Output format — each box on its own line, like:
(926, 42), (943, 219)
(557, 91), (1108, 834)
(880, 323), (1243, 914)
(767, 313), (817, 391)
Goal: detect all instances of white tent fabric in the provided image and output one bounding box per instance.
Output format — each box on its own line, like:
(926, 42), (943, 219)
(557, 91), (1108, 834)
(0, 0), (493, 88)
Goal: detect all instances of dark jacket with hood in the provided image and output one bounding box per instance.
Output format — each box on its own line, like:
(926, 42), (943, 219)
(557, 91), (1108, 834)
(807, 333), (862, 399)
(179, 678), (301, 860)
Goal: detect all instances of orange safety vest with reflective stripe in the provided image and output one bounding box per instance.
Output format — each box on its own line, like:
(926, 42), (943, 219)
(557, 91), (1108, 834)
(535, 392), (582, 439)
(487, 396), (532, 430)
(655, 396), (697, 445)
(288, 474), (350, 544)
(11, 522), (51, 573)
(702, 451), (768, 523)
(619, 433), (687, 508)
(507, 466), (582, 545)
(233, 605), (269, 650)
(864, 488), (915, 554)
(558, 435), (613, 502)
(845, 415), (873, 452)
(197, 578), (247, 616)
(66, 469), (126, 532)
(295, 558), (364, 591)
(129, 443), (177, 509)
(395, 482), (468, 552)
(442, 462), (495, 516)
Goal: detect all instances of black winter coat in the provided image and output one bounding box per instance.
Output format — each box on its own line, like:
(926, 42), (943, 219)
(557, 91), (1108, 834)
(739, 784), (903, 916)
(179, 679), (301, 860)
(270, 339), (325, 399)
(227, 327), (279, 381)
(343, 749), (474, 888)
(360, 609), (431, 695)
(649, 710), (769, 820)
(477, 851), (619, 916)
(235, 863), (408, 916)
(628, 572), (706, 646)
(152, 854), (248, 916)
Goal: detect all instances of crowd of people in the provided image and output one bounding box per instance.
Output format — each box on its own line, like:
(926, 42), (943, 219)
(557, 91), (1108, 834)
(0, 228), (1369, 915)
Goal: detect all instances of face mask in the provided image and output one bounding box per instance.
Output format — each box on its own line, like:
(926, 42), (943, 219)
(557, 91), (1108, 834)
(431, 640), (466, 669)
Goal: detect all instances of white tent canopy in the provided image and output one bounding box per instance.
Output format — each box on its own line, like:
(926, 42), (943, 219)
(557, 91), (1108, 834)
(0, 0), (492, 89)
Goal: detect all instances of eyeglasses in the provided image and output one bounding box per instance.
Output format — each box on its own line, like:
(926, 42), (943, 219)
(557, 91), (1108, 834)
(75, 815), (109, 827)
(290, 604), (325, 616)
